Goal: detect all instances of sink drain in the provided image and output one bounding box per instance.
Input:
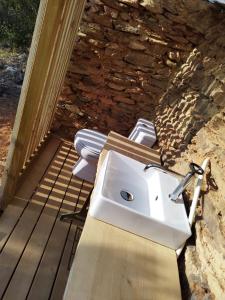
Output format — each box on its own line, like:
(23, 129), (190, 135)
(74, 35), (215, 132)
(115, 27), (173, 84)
(120, 190), (134, 201)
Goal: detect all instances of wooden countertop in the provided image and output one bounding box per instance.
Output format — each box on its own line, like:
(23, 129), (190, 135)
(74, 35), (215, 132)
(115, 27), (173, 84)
(64, 132), (181, 300)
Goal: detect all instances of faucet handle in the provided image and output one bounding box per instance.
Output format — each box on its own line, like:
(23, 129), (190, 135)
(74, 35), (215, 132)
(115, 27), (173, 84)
(189, 162), (204, 175)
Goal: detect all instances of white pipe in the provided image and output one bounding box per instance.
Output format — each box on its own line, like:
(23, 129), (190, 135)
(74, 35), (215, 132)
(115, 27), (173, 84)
(188, 158), (210, 226)
(176, 157), (210, 258)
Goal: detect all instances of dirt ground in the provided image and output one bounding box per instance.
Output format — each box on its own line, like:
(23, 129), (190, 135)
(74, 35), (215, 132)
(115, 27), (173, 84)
(0, 50), (24, 181)
(0, 96), (18, 179)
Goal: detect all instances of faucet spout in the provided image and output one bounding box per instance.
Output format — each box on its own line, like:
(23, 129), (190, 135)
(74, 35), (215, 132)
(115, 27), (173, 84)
(144, 163), (164, 172)
(169, 172), (193, 202)
(169, 162), (204, 202)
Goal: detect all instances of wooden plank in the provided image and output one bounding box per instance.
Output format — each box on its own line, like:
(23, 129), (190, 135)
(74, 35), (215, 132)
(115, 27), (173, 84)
(0, 0), (86, 208)
(104, 143), (160, 165)
(109, 131), (160, 155)
(104, 131), (161, 165)
(16, 136), (61, 199)
(1, 146), (74, 300)
(29, 0), (86, 156)
(0, 202), (48, 298)
(0, 137), (61, 252)
(34, 7), (79, 149)
(108, 133), (160, 160)
(49, 180), (92, 300)
(0, 198), (27, 251)
(49, 225), (77, 300)
(1, 144), (79, 299)
(25, 0), (83, 159)
(0, 145), (70, 298)
(20, 131), (50, 174)
(64, 217), (181, 300)
(26, 179), (84, 299)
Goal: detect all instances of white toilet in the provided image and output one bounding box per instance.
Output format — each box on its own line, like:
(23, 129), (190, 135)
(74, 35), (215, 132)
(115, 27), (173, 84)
(73, 118), (157, 183)
(128, 118), (157, 147)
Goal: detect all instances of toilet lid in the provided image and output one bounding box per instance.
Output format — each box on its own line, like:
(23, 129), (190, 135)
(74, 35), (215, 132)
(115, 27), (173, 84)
(74, 129), (107, 159)
(129, 123), (155, 141)
(136, 118), (154, 127)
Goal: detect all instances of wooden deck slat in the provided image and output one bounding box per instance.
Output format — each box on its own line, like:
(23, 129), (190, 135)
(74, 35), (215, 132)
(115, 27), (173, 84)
(0, 135), (95, 299)
(2, 145), (73, 299)
(0, 202), (49, 299)
(0, 137), (61, 252)
(0, 143), (70, 298)
(49, 179), (92, 300)
(16, 137), (62, 199)
(26, 179), (84, 299)
(49, 225), (77, 300)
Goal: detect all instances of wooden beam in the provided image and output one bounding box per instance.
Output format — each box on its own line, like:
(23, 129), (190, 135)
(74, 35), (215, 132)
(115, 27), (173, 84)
(0, 0), (86, 208)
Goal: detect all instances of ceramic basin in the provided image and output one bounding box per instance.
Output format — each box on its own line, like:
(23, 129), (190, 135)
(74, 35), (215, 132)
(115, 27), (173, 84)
(89, 150), (191, 249)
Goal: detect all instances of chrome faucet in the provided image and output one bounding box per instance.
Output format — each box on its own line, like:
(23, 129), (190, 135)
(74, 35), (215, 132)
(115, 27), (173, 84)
(169, 163), (204, 202)
(144, 163), (165, 172)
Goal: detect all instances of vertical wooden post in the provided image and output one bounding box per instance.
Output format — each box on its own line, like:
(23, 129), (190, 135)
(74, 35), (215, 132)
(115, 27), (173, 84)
(0, 0), (86, 208)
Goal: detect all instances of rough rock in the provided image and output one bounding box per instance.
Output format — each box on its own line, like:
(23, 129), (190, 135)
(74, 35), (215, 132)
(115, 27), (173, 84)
(140, 0), (163, 14)
(0, 52), (27, 97)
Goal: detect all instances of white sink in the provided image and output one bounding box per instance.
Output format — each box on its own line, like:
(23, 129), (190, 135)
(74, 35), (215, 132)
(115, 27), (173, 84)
(89, 151), (191, 250)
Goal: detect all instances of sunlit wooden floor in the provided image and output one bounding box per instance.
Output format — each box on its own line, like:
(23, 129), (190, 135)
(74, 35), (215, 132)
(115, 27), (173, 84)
(0, 136), (93, 300)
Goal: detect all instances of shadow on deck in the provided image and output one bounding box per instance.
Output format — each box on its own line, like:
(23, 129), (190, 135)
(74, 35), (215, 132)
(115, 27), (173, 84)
(0, 135), (93, 300)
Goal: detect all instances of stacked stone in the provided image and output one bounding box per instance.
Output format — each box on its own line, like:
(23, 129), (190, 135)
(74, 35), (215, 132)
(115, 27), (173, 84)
(172, 110), (225, 299)
(156, 28), (225, 166)
(155, 50), (208, 164)
(53, 0), (204, 138)
(151, 2), (225, 297)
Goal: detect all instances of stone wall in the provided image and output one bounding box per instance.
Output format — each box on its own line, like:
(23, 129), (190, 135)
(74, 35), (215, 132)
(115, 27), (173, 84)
(172, 110), (225, 299)
(53, 0), (225, 298)
(154, 1), (225, 165)
(156, 46), (224, 166)
(153, 2), (225, 299)
(54, 0), (204, 138)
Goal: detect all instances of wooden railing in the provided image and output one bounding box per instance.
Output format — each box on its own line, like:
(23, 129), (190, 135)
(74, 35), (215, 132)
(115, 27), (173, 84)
(0, 0), (86, 208)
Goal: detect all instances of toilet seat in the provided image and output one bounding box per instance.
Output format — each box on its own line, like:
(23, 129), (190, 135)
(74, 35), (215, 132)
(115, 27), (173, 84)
(128, 119), (156, 147)
(73, 119), (157, 183)
(75, 129), (107, 160)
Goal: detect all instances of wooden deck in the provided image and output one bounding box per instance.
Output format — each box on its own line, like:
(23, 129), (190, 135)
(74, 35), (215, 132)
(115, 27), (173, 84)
(0, 136), (93, 300)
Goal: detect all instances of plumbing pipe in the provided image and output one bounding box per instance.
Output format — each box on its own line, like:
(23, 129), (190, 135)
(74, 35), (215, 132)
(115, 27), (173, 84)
(188, 158), (210, 226)
(176, 157), (210, 258)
